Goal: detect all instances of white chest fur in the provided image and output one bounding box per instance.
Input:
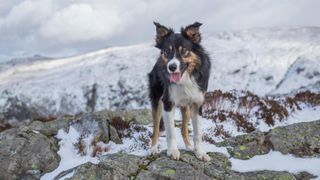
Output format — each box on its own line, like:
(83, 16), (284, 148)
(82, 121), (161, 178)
(169, 73), (204, 106)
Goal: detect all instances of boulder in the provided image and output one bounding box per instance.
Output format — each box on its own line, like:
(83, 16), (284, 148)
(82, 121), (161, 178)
(27, 116), (71, 136)
(0, 127), (60, 179)
(268, 120), (320, 157)
(62, 150), (306, 180)
(218, 120), (320, 159)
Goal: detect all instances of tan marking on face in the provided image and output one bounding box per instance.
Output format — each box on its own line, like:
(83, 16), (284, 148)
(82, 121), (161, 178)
(161, 54), (168, 64)
(182, 51), (201, 73)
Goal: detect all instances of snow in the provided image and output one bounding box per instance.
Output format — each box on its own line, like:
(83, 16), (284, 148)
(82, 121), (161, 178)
(231, 151), (320, 179)
(1, 27), (320, 114)
(41, 126), (98, 180)
(258, 106), (320, 132)
(41, 106), (320, 179)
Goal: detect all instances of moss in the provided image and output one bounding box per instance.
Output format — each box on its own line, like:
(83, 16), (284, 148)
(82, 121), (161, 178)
(89, 174), (96, 180)
(138, 164), (148, 170)
(31, 163), (37, 169)
(233, 152), (241, 159)
(239, 145), (246, 151)
(278, 174), (294, 180)
(165, 169), (176, 176)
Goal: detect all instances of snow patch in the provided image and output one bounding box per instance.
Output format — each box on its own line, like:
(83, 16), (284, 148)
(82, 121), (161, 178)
(41, 126), (98, 180)
(231, 151), (320, 179)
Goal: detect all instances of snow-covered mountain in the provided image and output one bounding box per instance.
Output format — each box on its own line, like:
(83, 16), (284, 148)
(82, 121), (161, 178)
(0, 26), (320, 116)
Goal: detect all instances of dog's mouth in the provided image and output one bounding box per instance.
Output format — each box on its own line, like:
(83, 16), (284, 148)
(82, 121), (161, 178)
(169, 63), (188, 83)
(169, 72), (181, 83)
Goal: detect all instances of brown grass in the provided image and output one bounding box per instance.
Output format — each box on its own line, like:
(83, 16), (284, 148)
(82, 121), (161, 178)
(33, 115), (57, 122)
(0, 123), (13, 132)
(73, 134), (87, 156)
(203, 90), (320, 136)
(110, 116), (130, 131)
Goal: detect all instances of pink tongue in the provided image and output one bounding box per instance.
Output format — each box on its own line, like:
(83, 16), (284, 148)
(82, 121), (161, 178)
(169, 72), (181, 83)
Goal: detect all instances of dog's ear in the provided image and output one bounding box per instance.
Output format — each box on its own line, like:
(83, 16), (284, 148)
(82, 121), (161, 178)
(181, 22), (202, 44)
(153, 22), (172, 48)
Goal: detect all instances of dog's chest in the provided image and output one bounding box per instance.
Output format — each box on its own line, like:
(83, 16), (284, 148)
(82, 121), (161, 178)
(169, 74), (204, 106)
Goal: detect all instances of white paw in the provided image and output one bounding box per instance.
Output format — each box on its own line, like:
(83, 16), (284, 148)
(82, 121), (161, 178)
(195, 150), (211, 162)
(151, 145), (159, 155)
(167, 148), (180, 160)
(186, 144), (193, 150)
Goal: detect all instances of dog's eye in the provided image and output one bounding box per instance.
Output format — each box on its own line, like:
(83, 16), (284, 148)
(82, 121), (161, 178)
(181, 49), (190, 57)
(162, 49), (170, 56)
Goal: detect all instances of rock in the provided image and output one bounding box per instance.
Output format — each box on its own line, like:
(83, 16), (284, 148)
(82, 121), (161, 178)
(136, 153), (211, 180)
(109, 125), (122, 144)
(28, 116), (71, 136)
(0, 128), (60, 179)
(217, 131), (271, 160)
(295, 171), (318, 180)
(66, 153), (147, 180)
(268, 120), (320, 157)
(64, 150), (305, 180)
(1, 97), (41, 126)
(218, 120), (320, 159)
(230, 170), (297, 179)
(73, 112), (110, 144)
(97, 109), (152, 125)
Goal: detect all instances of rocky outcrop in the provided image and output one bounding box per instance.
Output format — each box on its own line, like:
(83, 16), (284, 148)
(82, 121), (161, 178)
(217, 120), (320, 159)
(59, 151), (306, 180)
(0, 127), (60, 179)
(0, 109), (319, 179)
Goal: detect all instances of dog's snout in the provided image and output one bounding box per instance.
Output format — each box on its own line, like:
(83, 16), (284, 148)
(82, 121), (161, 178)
(168, 63), (177, 72)
(167, 59), (180, 73)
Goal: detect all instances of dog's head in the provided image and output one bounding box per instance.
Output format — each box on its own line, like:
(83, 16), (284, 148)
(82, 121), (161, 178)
(154, 22), (203, 84)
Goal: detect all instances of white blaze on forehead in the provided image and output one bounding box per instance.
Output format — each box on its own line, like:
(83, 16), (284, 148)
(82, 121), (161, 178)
(167, 58), (180, 73)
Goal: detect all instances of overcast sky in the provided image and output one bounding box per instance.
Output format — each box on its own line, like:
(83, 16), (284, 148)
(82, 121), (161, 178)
(0, 0), (320, 61)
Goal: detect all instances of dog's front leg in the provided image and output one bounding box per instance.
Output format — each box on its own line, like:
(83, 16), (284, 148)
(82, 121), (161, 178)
(191, 104), (211, 161)
(163, 101), (180, 160)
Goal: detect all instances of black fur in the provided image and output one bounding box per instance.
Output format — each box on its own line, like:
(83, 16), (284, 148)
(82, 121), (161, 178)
(148, 22), (211, 118)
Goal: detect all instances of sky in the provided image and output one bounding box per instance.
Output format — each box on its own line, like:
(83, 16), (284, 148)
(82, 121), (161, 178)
(0, 0), (320, 61)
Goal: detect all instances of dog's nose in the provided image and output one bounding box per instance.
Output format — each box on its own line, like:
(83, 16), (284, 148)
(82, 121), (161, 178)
(168, 63), (177, 72)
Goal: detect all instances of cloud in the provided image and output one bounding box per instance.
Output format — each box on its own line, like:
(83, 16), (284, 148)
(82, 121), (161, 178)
(39, 3), (121, 44)
(0, 0), (320, 60)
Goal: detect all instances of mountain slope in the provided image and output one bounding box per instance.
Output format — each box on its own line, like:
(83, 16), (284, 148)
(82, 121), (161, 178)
(0, 26), (320, 116)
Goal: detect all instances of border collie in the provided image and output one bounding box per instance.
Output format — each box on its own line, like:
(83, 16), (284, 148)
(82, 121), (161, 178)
(148, 22), (211, 161)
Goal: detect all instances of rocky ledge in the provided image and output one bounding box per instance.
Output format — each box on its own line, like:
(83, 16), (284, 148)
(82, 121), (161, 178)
(217, 120), (320, 160)
(0, 110), (319, 179)
(59, 151), (313, 180)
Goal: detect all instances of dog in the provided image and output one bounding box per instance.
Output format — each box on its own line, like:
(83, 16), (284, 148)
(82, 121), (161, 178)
(148, 22), (211, 161)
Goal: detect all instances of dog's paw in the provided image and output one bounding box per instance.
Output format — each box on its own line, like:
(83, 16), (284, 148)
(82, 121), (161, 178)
(195, 150), (211, 162)
(151, 145), (159, 155)
(185, 144), (193, 151)
(167, 148), (180, 160)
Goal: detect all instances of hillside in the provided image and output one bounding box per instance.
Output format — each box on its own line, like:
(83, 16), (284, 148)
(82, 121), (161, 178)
(1, 27), (320, 116)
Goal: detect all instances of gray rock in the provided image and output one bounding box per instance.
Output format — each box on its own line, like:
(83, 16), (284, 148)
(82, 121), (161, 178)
(66, 153), (147, 180)
(0, 128), (60, 179)
(97, 109), (152, 125)
(65, 150), (307, 180)
(268, 120), (320, 157)
(136, 154), (211, 180)
(230, 170), (297, 180)
(28, 116), (71, 136)
(73, 112), (110, 144)
(109, 125), (122, 144)
(218, 120), (320, 159)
